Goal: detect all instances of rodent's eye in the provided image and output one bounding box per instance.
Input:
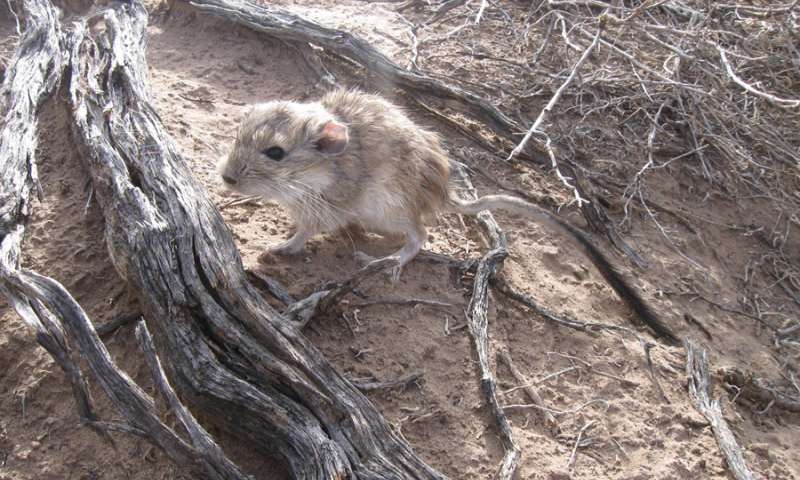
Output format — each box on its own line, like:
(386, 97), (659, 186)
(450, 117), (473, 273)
(262, 146), (285, 161)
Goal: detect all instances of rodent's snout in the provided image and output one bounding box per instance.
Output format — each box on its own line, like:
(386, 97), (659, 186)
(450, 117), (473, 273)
(216, 156), (240, 190)
(221, 174), (237, 185)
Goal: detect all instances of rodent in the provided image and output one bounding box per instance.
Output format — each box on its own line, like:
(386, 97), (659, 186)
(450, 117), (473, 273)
(218, 89), (676, 343)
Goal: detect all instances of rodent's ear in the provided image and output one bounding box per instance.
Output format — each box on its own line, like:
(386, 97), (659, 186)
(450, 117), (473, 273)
(315, 120), (349, 156)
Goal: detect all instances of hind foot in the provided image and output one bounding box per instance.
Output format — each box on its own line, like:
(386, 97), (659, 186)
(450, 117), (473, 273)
(355, 251), (403, 283)
(258, 230), (313, 263)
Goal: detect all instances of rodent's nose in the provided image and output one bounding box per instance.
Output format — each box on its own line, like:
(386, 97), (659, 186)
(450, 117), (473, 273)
(222, 175), (237, 185)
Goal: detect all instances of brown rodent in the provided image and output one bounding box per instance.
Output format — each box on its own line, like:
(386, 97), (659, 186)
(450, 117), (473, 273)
(218, 89), (676, 343)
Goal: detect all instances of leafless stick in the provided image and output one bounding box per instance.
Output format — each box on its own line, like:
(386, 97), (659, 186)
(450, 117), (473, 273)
(566, 420), (595, 470)
(246, 269), (296, 306)
(352, 371), (424, 392)
(556, 15), (583, 51)
(504, 398), (608, 416)
(96, 312), (142, 337)
(575, 26), (708, 94)
(685, 339), (756, 480)
(777, 322), (800, 339)
(537, 365), (581, 384)
(6, 0), (21, 35)
(508, 25), (601, 161)
(178, 93), (214, 104)
(643, 341), (670, 403)
(550, 0), (622, 8)
(451, 161), (520, 479)
(285, 256), (400, 328)
(508, 25), (603, 205)
(673, 94), (712, 180)
(83, 185), (94, 216)
(474, 0), (489, 23)
(391, 12), (420, 71)
(679, 291), (778, 331)
(424, 0), (468, 26)
(637, 190), (708, 272)
(492, 279), (673, 401)
(498, 349), (559, 431)
(717, 45), (800, 109)
(218, 194), (261, 210)
(352, 297), (455, 310)
(529, 15), (556, 66)
(135, 322), (249, 479)
(548, 351), (638, 387)
(721, 368), (800, 413)
(622, 99), (667, 224)
(408, 25), (419, 70)
(713, 2), (798, 14)
(287, 41), (337, 87)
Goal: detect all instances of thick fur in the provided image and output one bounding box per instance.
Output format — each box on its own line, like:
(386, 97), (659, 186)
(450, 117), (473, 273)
(220, 89), (449, 238)
(219, 89), (675, 342)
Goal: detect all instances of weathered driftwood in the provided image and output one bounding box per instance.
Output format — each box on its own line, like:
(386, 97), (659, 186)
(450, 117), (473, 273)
(0, 0), (102, 439)
(135, 321), (250, 479)
(68, 1), (443, 478)
(451, 163), (520, 479)
(685, 339), (755, 480)
(0, 2), (253, 478)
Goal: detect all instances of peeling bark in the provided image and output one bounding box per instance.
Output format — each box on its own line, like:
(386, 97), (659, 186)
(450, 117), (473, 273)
(685, 339), (755, 480)
(0, 0), (102, 439)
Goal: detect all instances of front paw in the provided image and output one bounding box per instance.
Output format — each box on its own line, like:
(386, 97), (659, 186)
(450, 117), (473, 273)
(258, 243), (304, 263)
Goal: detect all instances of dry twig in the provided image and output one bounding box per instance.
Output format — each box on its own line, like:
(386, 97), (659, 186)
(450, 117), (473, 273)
(451, 162), (520, 479)
(498, 349), (559, 432)
(722, 368), (800, 413)
(508, 23), (603, 206)
(685, 339), (755, 480)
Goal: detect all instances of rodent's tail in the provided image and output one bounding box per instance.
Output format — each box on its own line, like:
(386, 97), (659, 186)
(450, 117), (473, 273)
(447, 195), (678, 344)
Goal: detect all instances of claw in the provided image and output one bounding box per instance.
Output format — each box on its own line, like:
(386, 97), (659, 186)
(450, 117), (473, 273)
(258, 242), (304, 263)
(387, 264), (402, 283)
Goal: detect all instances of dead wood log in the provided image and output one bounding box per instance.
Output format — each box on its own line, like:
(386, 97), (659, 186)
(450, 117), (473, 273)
(68, 1), (444, 478)
(20, 268), (251, 479)
(0, 2), (256, 478)
(0, 0), (102, 439)
(685, 339), (755, 480)
(134, 320), (250, 479)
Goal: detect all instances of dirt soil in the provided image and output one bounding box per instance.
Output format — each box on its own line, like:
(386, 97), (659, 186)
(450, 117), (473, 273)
(1, 1), (799, 479)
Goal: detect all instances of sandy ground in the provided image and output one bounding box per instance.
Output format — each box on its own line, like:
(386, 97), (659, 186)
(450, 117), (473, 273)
(1, 1), (799, 479)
